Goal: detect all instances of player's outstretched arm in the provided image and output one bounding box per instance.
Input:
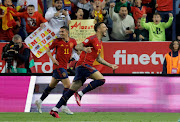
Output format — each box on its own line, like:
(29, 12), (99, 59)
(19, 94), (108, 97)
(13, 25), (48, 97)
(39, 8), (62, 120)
(46, 48), (59, 65)
(96, 54), (118, 70)
(75, 43), (92, 53)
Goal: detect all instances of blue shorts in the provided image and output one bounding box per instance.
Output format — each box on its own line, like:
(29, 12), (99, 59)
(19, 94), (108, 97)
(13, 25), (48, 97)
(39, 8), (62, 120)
(52, 68), (68, 80)
(74, 64), (98, 84)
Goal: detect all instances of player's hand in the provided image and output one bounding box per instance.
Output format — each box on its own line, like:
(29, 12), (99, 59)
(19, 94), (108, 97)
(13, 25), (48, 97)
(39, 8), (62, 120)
(84, 47), (93, 53)
(110, 64), (118, 70)
(142, 14), (147, 18)
(52, 59), (59, 66)
(169, 13), (173, 17)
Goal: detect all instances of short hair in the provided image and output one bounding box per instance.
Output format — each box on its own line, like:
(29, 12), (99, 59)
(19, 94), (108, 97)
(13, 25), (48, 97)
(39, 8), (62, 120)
(12, 34), (22, 42)
(55, 0), (62, 2)
(60, 26), (69, 31)
(169, 40), (180, 51)
(94, 22), (104, 32)
(153, 12), (161, 17)
(27, 4), (35, 8)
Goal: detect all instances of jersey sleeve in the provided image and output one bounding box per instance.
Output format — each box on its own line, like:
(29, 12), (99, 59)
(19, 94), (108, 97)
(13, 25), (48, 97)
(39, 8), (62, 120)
(73, 39), (77, 48)
(82, 37), (92, 47)
(49, 39), (57, 50)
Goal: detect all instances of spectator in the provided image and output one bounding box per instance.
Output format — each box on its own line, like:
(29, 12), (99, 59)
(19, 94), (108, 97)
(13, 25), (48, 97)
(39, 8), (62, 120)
(10, 34), (36, 73)
(133, 18), (148, 41)
(0, 0), (21, 42)
(114, 0), (132, 16)
(176, 11), (180, 41)
(13, 4), (47, 35)
(70, 7), (84, 20)
(45, 0), (71, 37)
(130, 0), (152, 27)
(109, 3), (135, 41)
(156, 0), (173, 41)
(162, 40), (180, 74)
(91, 0), (106, 22)
(70, 0), (91, 19)
(141, 13), (173, 41)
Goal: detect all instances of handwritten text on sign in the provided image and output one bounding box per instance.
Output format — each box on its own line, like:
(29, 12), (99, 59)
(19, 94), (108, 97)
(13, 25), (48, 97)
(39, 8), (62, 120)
(69, 19), (95, 43)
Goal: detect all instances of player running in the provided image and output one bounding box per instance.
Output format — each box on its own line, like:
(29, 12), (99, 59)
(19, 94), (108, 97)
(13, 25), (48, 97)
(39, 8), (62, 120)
(35, 26), (77, 115)
(49, 22), (118, 118)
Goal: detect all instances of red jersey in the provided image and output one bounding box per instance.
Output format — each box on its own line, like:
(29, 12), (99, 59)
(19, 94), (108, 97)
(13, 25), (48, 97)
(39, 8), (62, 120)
(13, 11), (47, 33)
(156, 0), (173, 11)
(49, 38), (77, 70)
(77, 35), (102, 67)
(131, 6), (152, 26)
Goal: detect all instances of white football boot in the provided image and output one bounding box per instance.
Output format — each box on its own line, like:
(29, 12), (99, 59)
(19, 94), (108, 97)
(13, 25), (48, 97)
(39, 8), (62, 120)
(61, 105), (74, 115)
(35, 100), (42, 114)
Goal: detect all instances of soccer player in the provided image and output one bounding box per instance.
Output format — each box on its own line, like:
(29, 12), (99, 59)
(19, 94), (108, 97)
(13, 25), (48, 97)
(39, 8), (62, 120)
(49, 22), (119, 118)
(35, 26), (77, 115)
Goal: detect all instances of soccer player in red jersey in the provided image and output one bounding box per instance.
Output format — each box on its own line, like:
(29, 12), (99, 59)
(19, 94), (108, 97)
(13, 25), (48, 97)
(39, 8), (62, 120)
(35, 26), (77, 115)
(49, 22), (118, 118)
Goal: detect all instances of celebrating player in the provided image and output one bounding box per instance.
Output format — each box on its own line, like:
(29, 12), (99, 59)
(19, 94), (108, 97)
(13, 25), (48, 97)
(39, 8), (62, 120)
(35, 26), (77, 115)
(49, 22), (119, 118)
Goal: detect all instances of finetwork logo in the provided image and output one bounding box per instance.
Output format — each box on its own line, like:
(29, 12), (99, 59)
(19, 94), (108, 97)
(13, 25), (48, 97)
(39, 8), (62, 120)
(113, 50), (165, 65)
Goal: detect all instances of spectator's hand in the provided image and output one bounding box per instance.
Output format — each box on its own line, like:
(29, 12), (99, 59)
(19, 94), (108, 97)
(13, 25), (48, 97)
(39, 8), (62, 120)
(52, 59), (59, 65)
(177, 36), (180, 40)
(16, 21), (21, 27)
(110, 64), (119, 70)
(102, 9), (106, 14)
(169, 13), (173, 17)
(68, 20), (71, 25)
(54, 11), (60, 17)
(133, 33), (136, 39)
(110, 3), (115, 8)
(84, 47), (93, 53)
(139, 34), (144, 40)
(155, 4), (158, 8)
(125, 30), (132, 35)
(62, 9), (68, 16)
(40, 23), (45, 28)
(142, 14), (147, 18)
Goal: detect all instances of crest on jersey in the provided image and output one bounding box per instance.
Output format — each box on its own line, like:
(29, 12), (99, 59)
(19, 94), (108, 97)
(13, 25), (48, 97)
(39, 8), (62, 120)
(61, 44), (64, 46)
(62, 72), (67, 77)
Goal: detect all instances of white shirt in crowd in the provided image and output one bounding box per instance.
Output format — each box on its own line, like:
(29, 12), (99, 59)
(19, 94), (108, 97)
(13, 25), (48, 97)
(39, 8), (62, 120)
(109, 7), (135, 40)
(45, 7), (71, 37)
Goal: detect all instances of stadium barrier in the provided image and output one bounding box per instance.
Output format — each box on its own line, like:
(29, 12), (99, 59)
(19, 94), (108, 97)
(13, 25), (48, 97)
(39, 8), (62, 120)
(0, 42), (171, 74)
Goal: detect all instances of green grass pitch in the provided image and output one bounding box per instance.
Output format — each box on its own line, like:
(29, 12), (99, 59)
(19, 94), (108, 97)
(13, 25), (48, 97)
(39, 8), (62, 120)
(0, 112), (180, 122)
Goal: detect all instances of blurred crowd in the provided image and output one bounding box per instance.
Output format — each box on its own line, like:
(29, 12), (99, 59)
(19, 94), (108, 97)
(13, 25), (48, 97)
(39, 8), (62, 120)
(0, 0), (179, 42)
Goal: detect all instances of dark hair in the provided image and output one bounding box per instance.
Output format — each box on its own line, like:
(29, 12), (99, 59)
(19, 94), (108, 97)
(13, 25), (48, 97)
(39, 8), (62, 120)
(153, 12), (161, 17)
(60, 26), (69, 31)
(27, 4), (35, 8)
(169, 40), (180, 51)
(94, 22), (104, 32)
(55, 0), (62, 2)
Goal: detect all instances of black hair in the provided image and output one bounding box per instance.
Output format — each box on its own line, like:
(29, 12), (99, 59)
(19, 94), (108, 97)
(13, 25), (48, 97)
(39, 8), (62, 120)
(55, 0), (62, 2)
(60, 26), (69, 31)
(27, 4), (35, 8)
(169, 40), (180, 51)
(94, 22), (105, 32)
